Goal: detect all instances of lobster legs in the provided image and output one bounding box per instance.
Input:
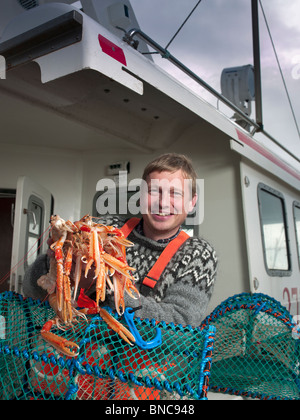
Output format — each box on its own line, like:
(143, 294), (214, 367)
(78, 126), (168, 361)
(50, 238), (73, 324)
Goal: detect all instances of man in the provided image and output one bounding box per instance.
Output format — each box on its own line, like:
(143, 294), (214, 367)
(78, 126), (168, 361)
(23, 153), (217, 327)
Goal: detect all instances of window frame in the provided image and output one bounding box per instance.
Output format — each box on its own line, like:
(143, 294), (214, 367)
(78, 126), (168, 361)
(24, 194), (45, 270)
(257, 183), (292, 277)
(293, 200), (300, 269)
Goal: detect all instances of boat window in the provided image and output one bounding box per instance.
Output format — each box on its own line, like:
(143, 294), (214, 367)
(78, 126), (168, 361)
(258, 184), (291, 276)
(24, 196), (44, 269)
(293, 202), (300, 267)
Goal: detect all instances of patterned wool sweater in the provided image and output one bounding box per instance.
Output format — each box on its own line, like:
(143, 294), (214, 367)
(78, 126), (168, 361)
(23, 216), (218, 327)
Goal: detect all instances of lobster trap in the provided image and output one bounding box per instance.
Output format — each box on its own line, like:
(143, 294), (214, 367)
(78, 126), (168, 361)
(0, 292), (215, 400)
(200, 293), (300, 400)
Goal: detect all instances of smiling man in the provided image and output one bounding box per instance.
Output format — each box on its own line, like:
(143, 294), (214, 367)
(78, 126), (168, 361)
(23, 153), (217, 327)
(119, 153), (218, 326)
(141, 157), (198, 241)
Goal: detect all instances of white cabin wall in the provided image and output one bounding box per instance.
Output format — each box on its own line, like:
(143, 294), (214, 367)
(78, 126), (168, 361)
(80, 148), (159, 216)
(0, 143), (84, 221)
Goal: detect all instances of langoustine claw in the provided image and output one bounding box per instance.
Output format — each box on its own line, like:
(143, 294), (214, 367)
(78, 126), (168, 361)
(41, 319), (80, 357)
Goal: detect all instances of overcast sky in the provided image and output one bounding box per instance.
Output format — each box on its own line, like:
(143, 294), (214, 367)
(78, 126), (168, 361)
(130, 0), (300, 164)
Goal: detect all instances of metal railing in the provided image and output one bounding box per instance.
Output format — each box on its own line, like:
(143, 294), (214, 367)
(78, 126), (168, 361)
(124, 28), (300, 166)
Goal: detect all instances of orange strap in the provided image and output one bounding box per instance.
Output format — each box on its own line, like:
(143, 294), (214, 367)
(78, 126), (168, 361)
(120, 218), (189, 289)
(120, 217), (141, 237)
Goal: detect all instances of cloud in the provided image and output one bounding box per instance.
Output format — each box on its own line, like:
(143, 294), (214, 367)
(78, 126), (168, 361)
(130, 0), (300, 156)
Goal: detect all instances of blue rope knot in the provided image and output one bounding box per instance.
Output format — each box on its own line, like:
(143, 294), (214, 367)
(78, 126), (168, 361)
(22, 350), (29, 360)
(13, 347), (20, 357)
(153, 377), (163, 391)
(41, 353), (48, 364)
(65, 384), (79, 400)
(129, 372), (143, 387)
(174, 381), (184, 397)
(117, 370), (127, 383)
(164, 380), (173, 393)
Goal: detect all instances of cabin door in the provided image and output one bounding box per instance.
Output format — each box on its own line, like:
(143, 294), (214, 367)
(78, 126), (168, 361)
(10, 176), (53, 294)
(0, 190), (15, 292)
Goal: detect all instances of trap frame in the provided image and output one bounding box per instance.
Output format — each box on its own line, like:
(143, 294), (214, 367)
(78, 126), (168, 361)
(0, 291), (215, 400)
(200, 292), (300, 400)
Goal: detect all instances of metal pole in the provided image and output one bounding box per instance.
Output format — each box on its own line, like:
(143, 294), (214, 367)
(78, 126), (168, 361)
(125, 27), (300, 164)
(251, 0), (263, 131)
(125, 28), (261, 132)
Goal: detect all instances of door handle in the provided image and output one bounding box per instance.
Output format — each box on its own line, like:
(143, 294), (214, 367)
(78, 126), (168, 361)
(23, 208), (37, 230)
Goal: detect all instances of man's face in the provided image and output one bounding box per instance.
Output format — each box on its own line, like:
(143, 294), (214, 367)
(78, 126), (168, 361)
(141, 169), (197, 240)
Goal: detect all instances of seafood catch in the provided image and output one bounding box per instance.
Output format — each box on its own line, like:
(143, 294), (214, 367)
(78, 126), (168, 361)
(38, 215), (139, 356)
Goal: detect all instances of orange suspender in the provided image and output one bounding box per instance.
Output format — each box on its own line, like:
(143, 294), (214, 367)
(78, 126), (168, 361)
(120, 218), (189, 289)
(119, 217), (141, 238)
(142, 230), (189, 288)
